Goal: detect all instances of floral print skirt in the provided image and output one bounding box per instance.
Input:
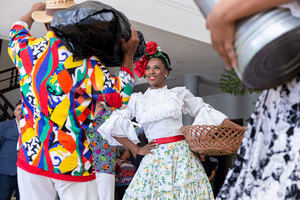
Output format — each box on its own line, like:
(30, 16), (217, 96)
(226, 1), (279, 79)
(123, 140), (214, 200)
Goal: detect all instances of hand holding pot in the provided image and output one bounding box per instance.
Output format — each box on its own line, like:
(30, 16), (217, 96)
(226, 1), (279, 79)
(206, 2), (237, 69)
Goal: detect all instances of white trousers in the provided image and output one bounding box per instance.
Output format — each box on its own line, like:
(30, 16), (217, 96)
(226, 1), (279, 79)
(95, 172), (115, 200)
(17, 168), (98, 200)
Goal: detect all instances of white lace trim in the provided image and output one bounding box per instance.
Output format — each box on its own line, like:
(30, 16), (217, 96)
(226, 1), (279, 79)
(134, 87), (188, 124)
(97, 112), (140, 146)
(171, 87), (204, 116)
(137, 102), (182, 124)
(170, 87), (189, 99)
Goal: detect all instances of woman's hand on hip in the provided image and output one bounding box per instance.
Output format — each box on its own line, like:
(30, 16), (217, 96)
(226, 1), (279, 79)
(136, 140), (158, 156)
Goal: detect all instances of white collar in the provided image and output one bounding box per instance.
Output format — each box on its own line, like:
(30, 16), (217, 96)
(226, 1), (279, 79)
(144, 85), (168, 95)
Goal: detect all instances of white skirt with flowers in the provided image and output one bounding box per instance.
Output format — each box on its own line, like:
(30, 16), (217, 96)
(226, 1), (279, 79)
(123, 140), (214, 200)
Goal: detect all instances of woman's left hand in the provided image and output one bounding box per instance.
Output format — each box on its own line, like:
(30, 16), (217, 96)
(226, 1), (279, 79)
(206, 2), (237, 69)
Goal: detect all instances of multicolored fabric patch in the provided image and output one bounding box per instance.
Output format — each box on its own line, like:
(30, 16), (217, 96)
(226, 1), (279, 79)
(87, 105), (116, 174)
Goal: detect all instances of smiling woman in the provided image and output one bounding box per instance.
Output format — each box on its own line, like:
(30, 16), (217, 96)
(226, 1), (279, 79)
(98, 41), (245, 200)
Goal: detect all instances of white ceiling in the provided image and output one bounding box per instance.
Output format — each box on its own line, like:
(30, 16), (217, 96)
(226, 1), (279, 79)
(0, 0), (227, 97)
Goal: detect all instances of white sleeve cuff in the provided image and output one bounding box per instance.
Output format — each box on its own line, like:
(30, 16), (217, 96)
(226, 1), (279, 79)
(12, 21), (29, 29)
(97, 111), (140, 146)
(193, 103), (227, 126)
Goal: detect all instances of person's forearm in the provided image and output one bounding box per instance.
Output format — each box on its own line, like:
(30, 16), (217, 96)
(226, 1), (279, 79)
(113, 136), (138, 155)
(18, 3), (46, 30)
(213, 0), (294, 23)
(121, 54), (134, 72)
(19, 11), (34, 30)
(120, 27), (139, 71)
(209, 170), (216, 181)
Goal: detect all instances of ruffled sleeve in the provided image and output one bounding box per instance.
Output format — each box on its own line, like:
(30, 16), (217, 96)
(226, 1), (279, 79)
(173, 87), (204, 117)
(97, 93), (141, 146)
(173, 87), (227, 125)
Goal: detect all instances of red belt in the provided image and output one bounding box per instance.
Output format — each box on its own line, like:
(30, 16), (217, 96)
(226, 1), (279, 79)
(154, 135), (185, 145)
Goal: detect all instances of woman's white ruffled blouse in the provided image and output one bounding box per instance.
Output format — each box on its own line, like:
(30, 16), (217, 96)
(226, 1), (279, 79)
(98, 86), (227, 146)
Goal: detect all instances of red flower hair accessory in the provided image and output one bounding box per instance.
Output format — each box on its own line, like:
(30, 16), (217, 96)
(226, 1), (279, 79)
(134, 41), (162, 77)
(134, 55), (148, 77)
(146, 41), (158, 55)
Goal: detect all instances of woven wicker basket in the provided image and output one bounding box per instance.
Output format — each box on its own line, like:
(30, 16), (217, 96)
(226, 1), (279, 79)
(180, 125), (245, 156)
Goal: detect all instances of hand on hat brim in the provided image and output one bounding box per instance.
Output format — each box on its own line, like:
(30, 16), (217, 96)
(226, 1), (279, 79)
(31, 11), (53, 23)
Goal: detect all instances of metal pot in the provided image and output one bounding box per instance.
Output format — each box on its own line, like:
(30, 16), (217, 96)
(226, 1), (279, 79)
(194, 0), (300, 89)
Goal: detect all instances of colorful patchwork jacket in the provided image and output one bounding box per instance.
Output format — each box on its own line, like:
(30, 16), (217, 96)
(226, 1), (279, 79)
(8, 21), (135, 182)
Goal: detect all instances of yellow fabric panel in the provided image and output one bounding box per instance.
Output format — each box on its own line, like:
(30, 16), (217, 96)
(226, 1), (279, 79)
(76, 104), (86, 113)
(59, 151), (79, 174)
(122, 96), (130, 103)
(83, 78), (91, 95)
(22, 128), (37, 144)
(28, 38), (45, 46)
(50, 97), (70, 129)
(49, 145), (69, 156)
(94, 66), (104, 91)
(82, 171), (90, 176)
(64, 56), (84, 69)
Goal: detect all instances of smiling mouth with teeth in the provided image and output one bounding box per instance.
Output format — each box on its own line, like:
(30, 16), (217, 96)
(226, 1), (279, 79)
(148, 76), (157, 80)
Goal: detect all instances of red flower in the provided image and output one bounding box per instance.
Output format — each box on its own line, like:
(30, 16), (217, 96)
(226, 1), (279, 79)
(134, 67), (144, 77)
(134, 55), (147, 77)
(135, 56), (147, 68)
(146, 41), (158, 55)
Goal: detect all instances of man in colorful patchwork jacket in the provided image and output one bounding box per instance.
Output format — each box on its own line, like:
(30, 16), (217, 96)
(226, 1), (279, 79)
(8, 2), (139, 200)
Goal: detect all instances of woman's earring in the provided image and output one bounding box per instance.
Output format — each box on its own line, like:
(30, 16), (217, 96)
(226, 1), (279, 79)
(165, 75), (167, 78)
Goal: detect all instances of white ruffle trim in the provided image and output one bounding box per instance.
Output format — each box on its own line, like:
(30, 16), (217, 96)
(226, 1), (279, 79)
(170, 87), (189, 99)
(134, 87), (188, 124)
(136, 102), (182, 124)
(97, 111), (140, 146)
(171, 87), (203, 116)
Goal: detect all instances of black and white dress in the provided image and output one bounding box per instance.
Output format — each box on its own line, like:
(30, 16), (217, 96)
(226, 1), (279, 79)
(217, 75), (299, 200)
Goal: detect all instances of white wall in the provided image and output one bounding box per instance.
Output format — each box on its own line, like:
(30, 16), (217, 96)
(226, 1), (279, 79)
(72, 0), (210, 43)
